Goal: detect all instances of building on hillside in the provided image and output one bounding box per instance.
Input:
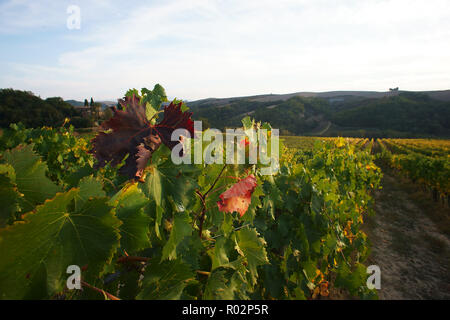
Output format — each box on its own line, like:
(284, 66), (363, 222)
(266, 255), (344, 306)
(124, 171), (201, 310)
(388, 87), (399, 97)
(73, 105), (92, 117)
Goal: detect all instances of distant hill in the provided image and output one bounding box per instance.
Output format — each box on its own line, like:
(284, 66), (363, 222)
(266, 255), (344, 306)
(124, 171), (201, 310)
(65, 99), (85, 107)
(188, 90), (450, 138)
(191, 89), (450, 104)
(2, 88), (449, 137)
(0, 89), (93, 128)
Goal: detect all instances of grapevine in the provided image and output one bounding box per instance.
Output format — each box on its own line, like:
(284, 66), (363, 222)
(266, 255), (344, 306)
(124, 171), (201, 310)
(0, 87), (382, 300)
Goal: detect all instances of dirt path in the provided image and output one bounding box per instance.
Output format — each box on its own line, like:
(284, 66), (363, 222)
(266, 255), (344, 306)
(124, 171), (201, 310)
(365, 167), (450, 300)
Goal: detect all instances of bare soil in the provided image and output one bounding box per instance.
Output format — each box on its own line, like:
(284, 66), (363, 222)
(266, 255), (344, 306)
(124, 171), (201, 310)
(365, 166), (450, 299)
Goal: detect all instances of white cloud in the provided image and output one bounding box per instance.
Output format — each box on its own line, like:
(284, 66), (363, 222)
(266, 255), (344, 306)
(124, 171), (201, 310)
(1, 0), (450, 100)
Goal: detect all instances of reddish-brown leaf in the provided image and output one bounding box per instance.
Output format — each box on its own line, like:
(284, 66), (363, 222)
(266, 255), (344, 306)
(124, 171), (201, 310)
(90, 95), (194, 180)
(217, 174), (257, 217)
(154, 101), (195, 153)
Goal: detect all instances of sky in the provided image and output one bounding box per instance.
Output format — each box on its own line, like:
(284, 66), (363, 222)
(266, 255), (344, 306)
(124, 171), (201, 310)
(0, 0), (449, 101)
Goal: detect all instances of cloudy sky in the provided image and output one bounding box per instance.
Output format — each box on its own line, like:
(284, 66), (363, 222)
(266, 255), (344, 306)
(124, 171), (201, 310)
(1, 0), (449, 101)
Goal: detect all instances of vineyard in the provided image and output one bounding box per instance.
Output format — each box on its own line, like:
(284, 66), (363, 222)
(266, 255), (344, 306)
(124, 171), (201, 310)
(0, 88), (448, 300)
(376, 138), (450, 204)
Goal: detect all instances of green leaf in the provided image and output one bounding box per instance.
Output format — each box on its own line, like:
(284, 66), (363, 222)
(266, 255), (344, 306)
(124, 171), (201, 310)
(155, 204), (164, 239)
(3, 144), (61, 212)
(0, 163), (16, 180)
(241, 116), (252, 130)
(203, 270), (237, 300)
(142, 165), (163, 206)
(140, 160), (197, 212)
(301, 259), (317, 282)
(141, 83), (168, 119)
(335, 262), (368, 296)
(262, 264), (285, 299)
(137, 259), (194, 300)
(261, 122), (272, 131)
(0, 189), (121, 299)
(151, 84), (168, 101)
(145, 102), (158, 123)
(110, 183), (151, 253)
(234, 228), (269, 285)
(161, 213), (192, 261)
(117, 267), (141, 300)
(176, 234), (203, 270)
(208, 237), (233, 271)
(207, 235), (245, 272)
(0, 172), (21, 227)
(241, 183), (264, 223)
(75, 175), (105, 211)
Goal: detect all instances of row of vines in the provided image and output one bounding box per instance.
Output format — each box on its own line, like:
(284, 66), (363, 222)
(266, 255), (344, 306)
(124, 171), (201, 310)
(377, 138), (449, 204)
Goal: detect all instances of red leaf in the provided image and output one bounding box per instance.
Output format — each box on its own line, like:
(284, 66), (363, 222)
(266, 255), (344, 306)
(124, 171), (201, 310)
(134, 143), (153, 181)
(217, 174), (257, 217)
(90, 94), (155, 179)
(154, 101), (194, 152)
(90, 96), (194, 180)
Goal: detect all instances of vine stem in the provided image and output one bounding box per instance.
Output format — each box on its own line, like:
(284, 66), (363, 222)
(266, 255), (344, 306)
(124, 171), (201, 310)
(204, 164), (227, 198)
(81, 280), (120, 300)
(205, 184), (228, 196)
(197, 164), (227, 237)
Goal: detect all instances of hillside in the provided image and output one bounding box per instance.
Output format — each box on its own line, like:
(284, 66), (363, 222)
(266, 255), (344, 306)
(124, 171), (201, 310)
(191, 89), (450, 104)
(65, 99), (85, 107)
(188, 90), (450, 138)
(0, 89), (92, 128)
(2, 88), (449, 137)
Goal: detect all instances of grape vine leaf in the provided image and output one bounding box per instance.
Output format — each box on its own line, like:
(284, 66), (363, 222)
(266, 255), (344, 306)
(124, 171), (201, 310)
(241, 116), (253, 130)
(161, 212), (192, 261)
(0, 189), (120, 299)
(153, 101), (194, 151)
(207, 237), (242, 271)
(116, 267), (141, 300)
(203, 270), (237, 300)
(145, 103), (158, 124)
(262, 264), (285, 299)
(175, 234), (203, 270)
(90, 95), (155, 180)
(234, 228), (269, 285)
(154, 203), (164, 240)
(3, 144), (61, 212)
(136, 259), (195, 300)
(140, 158), (198, 212)
(75, 175), (105, 211)
(334, 262), (368, 296)
(91, 94), (194, 180)
(109, 183), (151, 253)
(217, 174), (258, 217)
(141, 84), (168, 113)
(0, 172), (21, 227)
(240, 183), (264, 223)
